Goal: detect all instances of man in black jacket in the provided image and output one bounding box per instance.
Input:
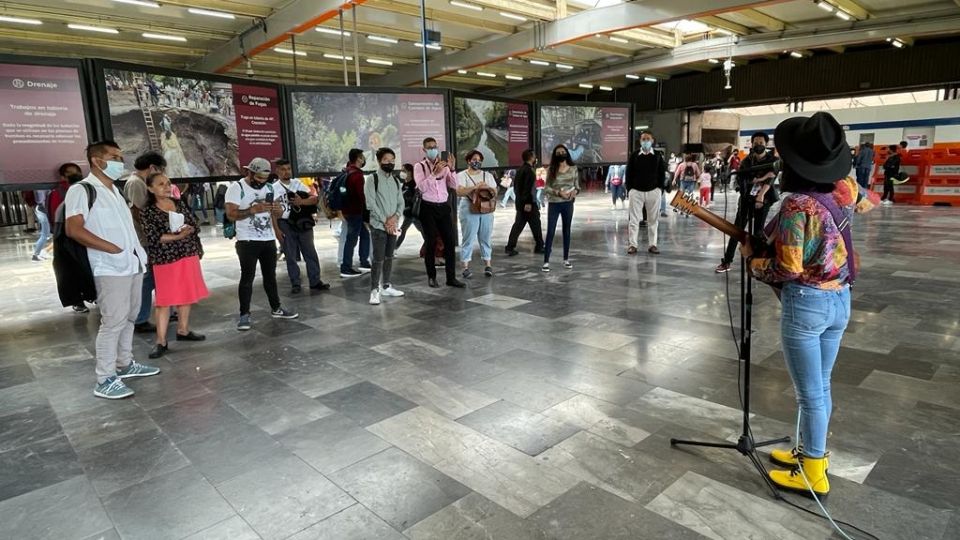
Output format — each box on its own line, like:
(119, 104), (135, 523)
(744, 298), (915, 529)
(881, 144), (901, 205)
(505, 149), (544, 256)
(625, 131), (668, 255)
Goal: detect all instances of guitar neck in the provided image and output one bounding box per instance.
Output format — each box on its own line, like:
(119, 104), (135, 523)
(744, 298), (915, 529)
(670, 191), (749, 243)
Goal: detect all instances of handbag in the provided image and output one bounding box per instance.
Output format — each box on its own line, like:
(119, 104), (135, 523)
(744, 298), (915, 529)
(469, 172), (497, 214)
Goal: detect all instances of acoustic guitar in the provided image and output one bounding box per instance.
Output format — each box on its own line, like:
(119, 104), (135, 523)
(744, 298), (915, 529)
(669, 191), (749, 244)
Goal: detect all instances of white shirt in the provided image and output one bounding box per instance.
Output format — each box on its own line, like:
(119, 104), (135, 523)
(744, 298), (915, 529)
(272, 178), (309, 220)
(456, 170), (497, 200)
(64, 174), (147, 277)
(224, 179), (276, 241)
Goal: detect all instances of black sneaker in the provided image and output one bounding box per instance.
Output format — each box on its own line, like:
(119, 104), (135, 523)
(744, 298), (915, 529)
(505, 248), (519, 257)
(271, 307), (299, 319)
(462, 268), (473, 279)
(134, 322), (156, 333)
(310, 281), (331, 291)
(428, 278), (440, 288)
(715, 261), (731, 273)
(340, 268), (363, 278)
(484, 266), (494, 277)
(446, 279), (466, 288)
(291, 284), (302, 294)
(72, 304), (90, 314)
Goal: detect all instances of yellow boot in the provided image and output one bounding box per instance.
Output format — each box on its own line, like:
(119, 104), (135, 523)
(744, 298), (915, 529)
(769, 454), (830, 500)
(769, 445), (830, 469)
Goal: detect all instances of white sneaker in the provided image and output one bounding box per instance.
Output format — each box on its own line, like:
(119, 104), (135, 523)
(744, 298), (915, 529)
(563, 260), (573, 269)
(381, 285), (405, 297)
(541, 262), (550, 273)
(369, 288), (381, 305)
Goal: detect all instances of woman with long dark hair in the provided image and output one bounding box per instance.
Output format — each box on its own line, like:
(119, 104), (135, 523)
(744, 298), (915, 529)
(740, 112), (878, 500)
(541, 144), (580, 272)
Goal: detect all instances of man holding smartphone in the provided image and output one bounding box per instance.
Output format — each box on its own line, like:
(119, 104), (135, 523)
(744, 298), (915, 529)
(413, 138), (464, 288)
(226, 157), (299, 331)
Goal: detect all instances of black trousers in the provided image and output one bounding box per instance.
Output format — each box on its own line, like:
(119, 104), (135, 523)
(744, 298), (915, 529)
(722, 201), (770, 265)
(419, 201), (456, 282)
(237, 240), (280, 315)
(506, 206), (544, 251)
(882, 175), (895, 202)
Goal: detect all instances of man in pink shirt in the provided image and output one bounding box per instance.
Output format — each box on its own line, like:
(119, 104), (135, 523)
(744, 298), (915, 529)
(413, 137), (465, 288)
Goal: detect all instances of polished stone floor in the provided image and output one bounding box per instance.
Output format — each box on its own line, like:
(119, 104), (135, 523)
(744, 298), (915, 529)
(1, 192), (958, 540)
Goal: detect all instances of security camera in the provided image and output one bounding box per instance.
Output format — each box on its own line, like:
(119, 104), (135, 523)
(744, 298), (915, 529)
(245, 59), (255, 78)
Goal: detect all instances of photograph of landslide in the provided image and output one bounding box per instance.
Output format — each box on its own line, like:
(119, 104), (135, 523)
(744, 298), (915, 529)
(454, 97), (509, 167)
(540, 106), (605, 165)
(104, 68), (240, 178)
(291, 92), (404, 174)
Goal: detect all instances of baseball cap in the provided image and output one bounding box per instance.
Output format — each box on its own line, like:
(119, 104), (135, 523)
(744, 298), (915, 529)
(243, 157), (272, 176)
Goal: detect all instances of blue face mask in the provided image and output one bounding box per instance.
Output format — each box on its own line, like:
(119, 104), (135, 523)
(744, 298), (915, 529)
(101, 159), (125, 181)
(469, 160), (482, 170)
(641, 140), (653, 151)
(426, 148), (439, 160)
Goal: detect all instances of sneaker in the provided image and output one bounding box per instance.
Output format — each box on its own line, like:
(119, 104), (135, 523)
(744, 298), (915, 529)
(462, 268), (473, 279)
(237, 314), (252, 331)
(359, 264), (372, 274)
(484, 266), (494, 277)
(38, 252), (49, 260)
(340, 268), (363, 278)
(505, 247), (519, 257)
(660, 211), (668, 217)
(94, 377), (134, 400)
(116, 361), (160, 379)
(541, 262), (550, 273)
(291, 284), (302, 294)
(563, 260), (573, 269)
(715, 262), (731, 273)
(381, 285), (405, 297)
(310, 281), (331, 291)
(72, 304), (90, 314)
(31, 254), (41, 262)
(271, 307), (299, 319)
(369, 288), (382, 305)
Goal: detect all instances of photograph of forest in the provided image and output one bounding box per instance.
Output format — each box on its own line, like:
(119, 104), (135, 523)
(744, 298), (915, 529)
(454, 97), (510, 167)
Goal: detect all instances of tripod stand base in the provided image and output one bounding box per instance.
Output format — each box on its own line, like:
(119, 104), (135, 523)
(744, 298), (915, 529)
(670, 434), (791, 456)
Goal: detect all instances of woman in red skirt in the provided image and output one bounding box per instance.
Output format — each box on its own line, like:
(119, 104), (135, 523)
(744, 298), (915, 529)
(142, 173), (209, 359)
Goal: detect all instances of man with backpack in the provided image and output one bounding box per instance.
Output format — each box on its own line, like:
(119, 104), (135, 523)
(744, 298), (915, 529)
(64, 140), (160, 400)
(624, 130), (668, 255)
(273, 158), (329, 294)
(225, 157), (299, 331)
(336, 149), (372, 278)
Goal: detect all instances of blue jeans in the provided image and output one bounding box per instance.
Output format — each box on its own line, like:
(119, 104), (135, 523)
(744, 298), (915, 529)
(33, 208), (50, 257)
(501, 187), (515, 207)
(680, 180), (696, 194)
(535, 188), (544, 207)
(136, 266), (155, 325)
(610, 184), (625, 204)
(780, 283), (851, 458)
(544, 201), (574, 263)
(340, 213), (370, 273)
(458, 199), (494, 263)
(855, 168), (871, 189)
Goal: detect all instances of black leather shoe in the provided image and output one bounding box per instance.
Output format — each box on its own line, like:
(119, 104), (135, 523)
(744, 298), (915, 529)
(176, 331), (206, 342)
(446, 279), (466, 288)
(506, 248), (519, 257)
(148, 343), (168, 359)
(134, 322), (156, 333)
(291, 285), (302, 294)
(428, 278), (440, 288)
(310, 281), (331, 291)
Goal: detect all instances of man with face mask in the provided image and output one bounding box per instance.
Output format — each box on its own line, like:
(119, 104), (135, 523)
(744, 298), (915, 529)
(340, 148), (372, 278)
(624, 130), (668, 255)
(715, 131), (778, 273)
(505, 149), (544, 256)
(65, 141), (159, 399)
(122, 151), (167, 333)
(273, 158), (328, 294)
(413, 137), (464, 288)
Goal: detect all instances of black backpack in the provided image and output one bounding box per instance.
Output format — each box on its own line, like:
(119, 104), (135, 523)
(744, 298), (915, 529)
(53, 182), (98, 307)
(324, 170), (350, 211)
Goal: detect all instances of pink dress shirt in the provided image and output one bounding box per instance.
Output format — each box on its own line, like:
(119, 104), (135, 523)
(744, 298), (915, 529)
(414, 159), (457, 204)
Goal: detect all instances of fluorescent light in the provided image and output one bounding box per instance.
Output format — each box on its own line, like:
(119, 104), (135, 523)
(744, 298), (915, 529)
(316, 27), (349, 37)
(816, 1), (835, 13)
(599, 86), (613, 91)
(891, 39), (904, 48)
(708, 58), (720, 64)
(187, 8), (235, 19)
(113, 0), (160, 7)
(644, 76), (657, 82)
(625, 74), (640, 79)
(414, 42), (442, 50)
(529, 59), (550, 66)
(636, 125), (650, 130)
(556, 63), (573, 70)
(67, 23), (119, 34)
(143, 32), (187, 42)
(367, 35), (398, 44)
(274, 47), (306, 56)
(477, 72), (497, 78)
(367, 58), (394, 66)
(835, 10), (851, 20)
(457, 69), (468, 74)
(609, 36), (629, 44)
(505, 74), (524, 81)
(500, 12), (527, 22)
(578, 83), (593, 89)
(789, 51), (803, 58)
(450, 1), (483, 11)
(323, 53), (353, 60)
(0, 15), (42, 25)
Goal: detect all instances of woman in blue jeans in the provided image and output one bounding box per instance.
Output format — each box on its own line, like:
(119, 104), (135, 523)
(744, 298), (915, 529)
(741, 112), (879, 500)
(541, 145), (580, 272)
(31, 190), (51, 262)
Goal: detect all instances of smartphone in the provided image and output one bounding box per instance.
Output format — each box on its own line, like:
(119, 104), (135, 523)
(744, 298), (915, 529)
(440, 150), (450, 162)
(265, 192), (274, 203)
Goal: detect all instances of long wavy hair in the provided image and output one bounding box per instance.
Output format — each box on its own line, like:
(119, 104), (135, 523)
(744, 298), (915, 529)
(547, 144), (575, 183)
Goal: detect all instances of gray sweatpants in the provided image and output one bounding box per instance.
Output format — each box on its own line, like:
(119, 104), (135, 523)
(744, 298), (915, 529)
(93, 274), (143, 384)
(370, 228), (397, 290)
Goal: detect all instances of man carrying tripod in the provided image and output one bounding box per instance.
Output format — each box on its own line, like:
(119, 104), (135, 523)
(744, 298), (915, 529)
(715, 132), (779, 273)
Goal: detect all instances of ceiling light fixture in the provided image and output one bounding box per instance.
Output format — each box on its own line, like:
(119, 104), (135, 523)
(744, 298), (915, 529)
(599, 86), (613, 91)
(450, 1), (483, 12)
(499, 12), (527, 22)
(835, 10), (851, 20)
(625, 74), (640, 79)
(67, 23), (119, 34)
(367, 35), (398, 44)
(316, 27), (349, 36)
(457, 69), (468, 74)
(274, 47), (306, 56)
(414, 42), (442, 50)
(708, 58), (720, 64)
(578, 83), (593, 89)
(816, 1), (835, 13)
(529, 59), (550, 66)
(505, 75), (524, 81)
(187, 8), (235, 19)
(367, 58), (394, 66)
(477, 72), (497, 77)
(609, 36), (629, 44)
(644, 76), (657, 82)
(0, 15), (43, 25)
(789, 51), (804, 58)
(143, 32), (187, 42)
(890, 38), (905, 48)
(323, 53), (353, 60)
(113, 0), (160, 7)
(556, 63), (573, 70)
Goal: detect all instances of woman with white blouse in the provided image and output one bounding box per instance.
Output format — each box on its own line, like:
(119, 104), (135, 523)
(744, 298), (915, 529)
(456, 149), (498, 279)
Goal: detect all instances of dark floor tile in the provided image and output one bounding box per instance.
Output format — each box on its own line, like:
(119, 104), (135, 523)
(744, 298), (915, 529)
(174, 421), (285, 485)
(147, 393), (249, 443)
(288, 504), (406, 540)
(60, 402), (159, 453)
(316, 381), (418, 427)
(0, 476), (113, 540)
(866, 449), (960, 511)
(0, 364), (34, 390)
(277, 413), (391, 474)
(77, 428), (189, 497)
(457, 400), (580, 456)
(0, 435), (83, 503)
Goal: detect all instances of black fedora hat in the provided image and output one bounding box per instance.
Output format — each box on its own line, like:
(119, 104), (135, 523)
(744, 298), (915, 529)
(774, 112), (851, 184)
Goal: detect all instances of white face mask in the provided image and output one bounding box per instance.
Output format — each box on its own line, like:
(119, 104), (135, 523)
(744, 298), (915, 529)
(101, 159), (125, 181)
(399, 172), (408, 181)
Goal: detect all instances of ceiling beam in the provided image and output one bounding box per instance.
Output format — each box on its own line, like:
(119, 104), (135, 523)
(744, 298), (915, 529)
(737, 8), (786, 31)
(308, 22), (471, 50)
(832, 0), (871, 20)
(154, 0), (272, 18)
(363, 0), (517, 34)
(370, 0), (790, 86)
(697, 15), (751, 35)
(190, 0), (365, 73)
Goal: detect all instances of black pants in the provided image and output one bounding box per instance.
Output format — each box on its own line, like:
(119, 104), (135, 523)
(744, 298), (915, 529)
(722, 201), (770, 265)
(396, 215), (422, 249)
(506, 206), (544, 251)
(882, 175), (895, 202)
(419, 201), (456, 282)
(237, 240), (280, 315)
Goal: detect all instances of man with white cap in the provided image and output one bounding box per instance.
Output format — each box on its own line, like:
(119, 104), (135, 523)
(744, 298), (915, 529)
(225, 157), (299, 331)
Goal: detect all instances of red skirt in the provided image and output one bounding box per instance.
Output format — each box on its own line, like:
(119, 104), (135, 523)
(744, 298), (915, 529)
(154, 255), (209, 307)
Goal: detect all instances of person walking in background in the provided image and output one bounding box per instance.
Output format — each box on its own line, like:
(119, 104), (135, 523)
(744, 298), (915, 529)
(21, 190), (37, 233)
(141, 173), (207, 359)
(365, 148), (406, 305)
(499, 170), (515, 209)
(541, 144), (580, 272)
(853, 142), (874, 190)
(413, 137), (464, 288)
(396, 163), (423, 249)
(699, 165), (713, 207)
(625, 131), (668, 255)
(881, 144), (901, 206)
(340, 149), (372, 278)
(456, 150), (498, 279)
(535, 166), (547, 208)
(273, 159), (329, 293)
(50, 163), (91, 314)
(505, 149), (544, 256)
(607, 163), (626, 209)
(675, 154), (701, 198)
(123, 151), (167, 334)
(30, 189), (51, 262)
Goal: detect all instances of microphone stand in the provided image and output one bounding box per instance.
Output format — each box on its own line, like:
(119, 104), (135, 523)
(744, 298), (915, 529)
(670, 166), (790, 478)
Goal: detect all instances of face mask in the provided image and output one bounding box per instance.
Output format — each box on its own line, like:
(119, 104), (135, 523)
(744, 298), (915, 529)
(381, 163), (395, 173)
(425, 148), (439, 160)
(469, 160), (482, 170)
(753, 144), (766, 154)
(100, 160), (125, 181)
(66, 173), (83, 184)
(399, 172), (408, 181)
(555, 153), (567, 160)
(640, 140), (653, 151)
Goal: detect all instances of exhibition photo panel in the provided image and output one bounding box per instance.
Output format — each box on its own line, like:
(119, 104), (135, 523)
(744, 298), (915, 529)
(453, 94), (531, 168)
(539, 103), (632, 165)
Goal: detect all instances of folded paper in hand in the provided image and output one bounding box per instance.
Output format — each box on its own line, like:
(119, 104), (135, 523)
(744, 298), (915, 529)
(168, 211), (185, 233)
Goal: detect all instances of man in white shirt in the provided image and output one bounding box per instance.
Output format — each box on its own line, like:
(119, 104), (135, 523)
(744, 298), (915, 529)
(272, 158), (329, 294)
(65, 141), (160, 400)
(225, 157), (299, 331)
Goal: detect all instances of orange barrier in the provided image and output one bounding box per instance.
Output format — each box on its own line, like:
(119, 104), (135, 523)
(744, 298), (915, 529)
(870, 147), (922, 205)
(921, 152), (960, 206)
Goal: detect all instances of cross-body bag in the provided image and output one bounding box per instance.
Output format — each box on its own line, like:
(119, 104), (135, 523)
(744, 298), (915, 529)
(468, 172), (497, 214)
